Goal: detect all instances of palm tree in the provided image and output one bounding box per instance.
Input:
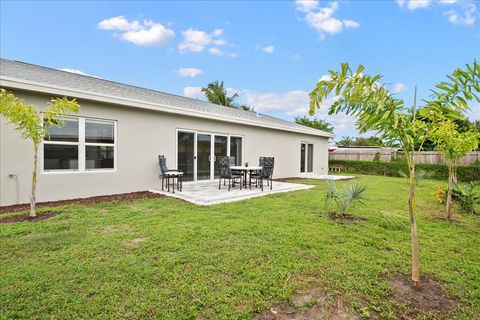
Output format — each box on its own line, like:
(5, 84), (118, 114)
(201, 81), (249, 110)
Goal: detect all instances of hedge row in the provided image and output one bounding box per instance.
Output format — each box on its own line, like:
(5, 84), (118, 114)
(330, 160), (480, 182)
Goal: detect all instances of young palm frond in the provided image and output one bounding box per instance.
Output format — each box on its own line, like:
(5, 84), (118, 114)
(398, 168), (432, 186)
(324, 180), (367, 217)
(380, 211), (409, 230)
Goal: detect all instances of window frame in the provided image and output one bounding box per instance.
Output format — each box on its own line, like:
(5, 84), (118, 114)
(41, 116), (117, 174)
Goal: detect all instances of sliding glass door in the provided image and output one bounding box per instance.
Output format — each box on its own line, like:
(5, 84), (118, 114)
(230, 136), (243, 166)
(300, 142), (314, 173)
(177, 130), (242, 181)
(197, 134), (211, 180)
(214, 135), (228, 179)
(307, 143), (314, 172)
(177, 131), (195, 181)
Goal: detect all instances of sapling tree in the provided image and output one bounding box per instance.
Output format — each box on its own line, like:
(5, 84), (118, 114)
(309, 62), (478, 286)
(430, 121), (479, 219)
(424, 61), (480, 219)
(0, 89), (79, 217)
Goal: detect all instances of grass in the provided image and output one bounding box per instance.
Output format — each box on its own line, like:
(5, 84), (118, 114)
(1, 174), (479, 319)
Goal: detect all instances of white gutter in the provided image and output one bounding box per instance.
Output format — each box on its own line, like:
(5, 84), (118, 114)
(0, 76), (333, 138)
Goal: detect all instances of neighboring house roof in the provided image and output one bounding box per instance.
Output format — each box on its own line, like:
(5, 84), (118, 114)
(0, 59), (333, 138)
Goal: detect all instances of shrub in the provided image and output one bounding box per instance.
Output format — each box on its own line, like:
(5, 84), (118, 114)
(330, 160), (480, 182)
(435, 187), (446, 204)
(453, 182), (479, 215)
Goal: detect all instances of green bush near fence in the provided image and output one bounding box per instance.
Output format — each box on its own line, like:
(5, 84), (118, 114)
(330, 159), (480, 182)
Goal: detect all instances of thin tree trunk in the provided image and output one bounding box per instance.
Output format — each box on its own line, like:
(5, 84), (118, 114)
(405, 151), (420, 287)
(408, 164), (420, 287)
(30, 143), (38, 218)
(446, 162), (454, 221)
(452, 163), (457, 184)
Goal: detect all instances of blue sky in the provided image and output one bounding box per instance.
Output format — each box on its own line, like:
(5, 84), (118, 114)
(1, 0), (479, 139)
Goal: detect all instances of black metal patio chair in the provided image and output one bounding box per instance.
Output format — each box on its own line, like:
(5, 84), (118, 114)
(218, 156), (242, 191)
(249, 157), (274, 191)
(229, 156), (243, 177)
(158, 155), (183, 193)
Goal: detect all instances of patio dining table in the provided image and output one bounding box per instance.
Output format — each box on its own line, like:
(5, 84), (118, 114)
(230, 166), (262, 187)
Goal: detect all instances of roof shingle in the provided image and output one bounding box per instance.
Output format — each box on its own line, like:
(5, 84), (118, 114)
(0, 59), (332, 137)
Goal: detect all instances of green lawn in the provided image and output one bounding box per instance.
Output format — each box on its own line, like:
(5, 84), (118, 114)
(1, 175), (479, 319)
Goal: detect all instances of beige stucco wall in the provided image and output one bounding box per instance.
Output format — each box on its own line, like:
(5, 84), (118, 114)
(0, 90), (329, 206)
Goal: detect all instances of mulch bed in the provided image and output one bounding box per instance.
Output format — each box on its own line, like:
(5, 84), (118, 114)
(389, 274), (459, 319)
(1, 211), (59, 224)
(0, 191), (165, 215)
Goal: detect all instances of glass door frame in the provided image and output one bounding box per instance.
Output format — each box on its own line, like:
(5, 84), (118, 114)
(300, 141), (314, 174)
(176, 129), (244, 181)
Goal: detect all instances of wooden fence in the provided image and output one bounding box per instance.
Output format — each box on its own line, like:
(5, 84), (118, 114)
(329, 149), (480, 166)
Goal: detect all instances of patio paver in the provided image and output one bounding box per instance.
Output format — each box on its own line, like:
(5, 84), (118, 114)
(150, 180), (313, 205)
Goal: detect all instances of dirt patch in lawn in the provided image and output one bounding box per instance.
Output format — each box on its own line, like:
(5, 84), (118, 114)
(0, 211), (59, 224)
(102, 224), (133, 235)
(0, 191), (165, 214)
(389, 275), (458, 318)
(124, 237), (149, 247)
(329, 214), (363, 222)
(255, 286), (358, 320)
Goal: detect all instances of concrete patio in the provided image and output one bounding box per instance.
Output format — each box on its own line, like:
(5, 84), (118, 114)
(150, 180), (314, 205)
(298, 173), (356, 180)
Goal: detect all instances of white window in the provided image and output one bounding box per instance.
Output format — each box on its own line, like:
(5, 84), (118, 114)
(43, 117), (116, 173)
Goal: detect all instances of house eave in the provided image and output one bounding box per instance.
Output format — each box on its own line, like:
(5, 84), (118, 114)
(0, 76), (334, 138)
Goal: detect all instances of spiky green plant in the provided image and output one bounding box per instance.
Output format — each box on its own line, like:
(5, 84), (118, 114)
(324, 180), (367, 217)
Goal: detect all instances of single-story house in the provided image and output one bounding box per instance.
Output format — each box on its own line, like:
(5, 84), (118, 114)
(0, 59), (332, 206)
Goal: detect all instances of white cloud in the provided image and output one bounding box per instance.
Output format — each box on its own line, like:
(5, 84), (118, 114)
(319, 74), (331, 82)
(296, 1), (360, 40)
(444, 1), (477, 25)
(98, 16), (174, 46)
(181, 84), (358, 136)
(241, 88), (356, 135)
(396, 0), (432, 10)
(176, 67), (203, 78)
(343, 19), (360, 28)
(59, 68), (88, 76)
(208, 47), (223, 56)
(98, 16), (140, 31)
(397, 0), (477, 25)
(179, 28), (227, 54)
(184, 86), (204, 99)
(262, 45), (275, 53)
(295, 0), (319, 12)
(213, 29), (223, 37)
(393, 83), (407, 93)
(241, 90), (310, 115)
